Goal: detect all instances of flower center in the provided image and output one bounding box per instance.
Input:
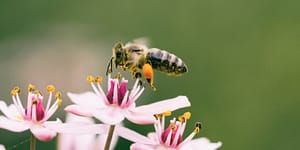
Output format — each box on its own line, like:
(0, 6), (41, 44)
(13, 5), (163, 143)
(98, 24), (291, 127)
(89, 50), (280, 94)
(87, 75), (144, 108)
(155, 112), (203, 148)
(10, 84), (62, 123)
(106, 79), (128, 105)
(161, 123), (183, 147)
(25, 94), (45, 121)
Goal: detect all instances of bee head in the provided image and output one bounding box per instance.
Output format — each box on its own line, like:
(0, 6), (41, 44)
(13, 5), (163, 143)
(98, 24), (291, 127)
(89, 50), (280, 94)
(113, 42), (126, 67)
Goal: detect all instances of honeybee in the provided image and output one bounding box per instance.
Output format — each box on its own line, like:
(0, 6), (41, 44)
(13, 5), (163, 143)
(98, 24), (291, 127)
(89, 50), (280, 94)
(106, 39), (188, 90)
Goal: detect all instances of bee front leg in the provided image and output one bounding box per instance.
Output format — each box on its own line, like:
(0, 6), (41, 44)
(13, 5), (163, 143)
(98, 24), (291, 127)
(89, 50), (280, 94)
(134, 72), (144, 86)
(142, 63), (156, 91)
(106, 57), (114, 76)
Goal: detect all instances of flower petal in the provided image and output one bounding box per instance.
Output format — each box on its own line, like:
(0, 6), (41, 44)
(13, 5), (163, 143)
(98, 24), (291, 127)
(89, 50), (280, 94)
(0, 101), (20, 120)
(125, 110), (156, 124)
(0, 116), (29, 132)
(45, 119), (109, 134)
(0, 144), (5, 150)
(65, 113), (94, 124)
(115, 125), (155, 145)
(30, 124), (57, 141)
(67, 92), (106, 108)
(180, 137), (222, 150)
(130, 143), (155, 150)
(64, 105), (93, 117)
(58, 132), (96, 150)
(134, 96), (190, 114)
(147, 132), (159, 143)
(57, 113), (97, 150)
(92, 107), (125, 125)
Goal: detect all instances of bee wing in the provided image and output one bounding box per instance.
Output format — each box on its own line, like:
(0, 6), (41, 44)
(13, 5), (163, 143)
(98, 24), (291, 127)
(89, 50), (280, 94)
(132, 37), (151, 47)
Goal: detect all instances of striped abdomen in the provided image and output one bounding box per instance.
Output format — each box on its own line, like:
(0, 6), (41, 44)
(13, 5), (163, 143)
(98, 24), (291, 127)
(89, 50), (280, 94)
(146, 48), (188, 76)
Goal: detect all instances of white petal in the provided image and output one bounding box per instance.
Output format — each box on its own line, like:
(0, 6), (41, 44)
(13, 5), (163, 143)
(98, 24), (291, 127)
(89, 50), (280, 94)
(30, 124), (57, 141)
(65, 113), (94, 124)
(0, 116), (29, 132)
(58, 133), (96, 150)
(92, 107), (125, 125)
(0, 101), (20, 120)
(67, 92), (106, 108)
(115, 126), (155, 145)
(64, 105), (94, 117)
(130, 143), (155, 150)
(45, 119), (109, 134)
(180, 137), (222, 150)
(0, 144), (5, 150)
(125, 110), (156, 124)
(147, 132), (159, 143)
(134, 96), (190, 114)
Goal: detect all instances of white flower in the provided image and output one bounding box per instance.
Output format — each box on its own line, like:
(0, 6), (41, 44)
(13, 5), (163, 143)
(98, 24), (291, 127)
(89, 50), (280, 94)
(58, 113), (118, 150)
(65, 75), (190, 125)
(0, 84), (62, 141)
(116, 112), (222, 150)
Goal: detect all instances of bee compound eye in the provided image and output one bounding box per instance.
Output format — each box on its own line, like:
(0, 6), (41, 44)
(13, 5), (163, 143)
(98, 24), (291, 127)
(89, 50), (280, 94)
(116, 50), (122, 57)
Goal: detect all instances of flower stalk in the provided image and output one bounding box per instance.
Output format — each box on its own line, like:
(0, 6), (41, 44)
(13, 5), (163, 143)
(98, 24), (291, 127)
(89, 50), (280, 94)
(104, 125), (116, 150)
(30, 133), (36, 150)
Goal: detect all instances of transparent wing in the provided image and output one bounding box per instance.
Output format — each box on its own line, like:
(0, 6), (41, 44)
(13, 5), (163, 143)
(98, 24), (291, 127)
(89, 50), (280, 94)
(132, 37), (151, 47)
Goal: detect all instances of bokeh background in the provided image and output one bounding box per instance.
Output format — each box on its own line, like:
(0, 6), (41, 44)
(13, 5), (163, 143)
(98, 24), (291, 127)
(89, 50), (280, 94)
(0, 0), (299, 149)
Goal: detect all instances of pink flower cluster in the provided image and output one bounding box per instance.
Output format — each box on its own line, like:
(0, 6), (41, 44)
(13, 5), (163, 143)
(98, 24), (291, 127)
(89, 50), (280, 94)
(0, 74), (222, 150)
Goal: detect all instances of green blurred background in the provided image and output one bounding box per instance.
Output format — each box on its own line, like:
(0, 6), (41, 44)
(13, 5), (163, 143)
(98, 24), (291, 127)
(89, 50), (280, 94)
(0, 0), (299, 149)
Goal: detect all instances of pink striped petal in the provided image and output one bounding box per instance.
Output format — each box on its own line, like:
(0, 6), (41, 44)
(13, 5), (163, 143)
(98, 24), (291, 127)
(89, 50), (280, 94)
(0, 116), (29, 132)
(125, 111), (156, 124)
(64, 105), (93, 117)
(30, 125), (56, 141)
(67, 92), (106, 108)
(115, 126), (155, 145)
(180, 137), (222, 150)
(134, 96), (190, 114)
(92, 107), (125, 125)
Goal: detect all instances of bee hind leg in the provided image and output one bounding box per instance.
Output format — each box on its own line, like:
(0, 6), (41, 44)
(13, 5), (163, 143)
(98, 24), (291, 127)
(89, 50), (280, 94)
(142, 63), (156, 91)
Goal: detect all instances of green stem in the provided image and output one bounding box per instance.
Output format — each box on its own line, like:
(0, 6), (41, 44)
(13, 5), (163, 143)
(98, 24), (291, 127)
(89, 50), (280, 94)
(30, 133), (36, 150)
(104, 125), (115, 150)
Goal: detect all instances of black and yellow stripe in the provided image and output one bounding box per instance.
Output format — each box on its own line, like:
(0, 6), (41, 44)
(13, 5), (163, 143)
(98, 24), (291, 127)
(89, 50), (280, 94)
(146, 48), (188, 75)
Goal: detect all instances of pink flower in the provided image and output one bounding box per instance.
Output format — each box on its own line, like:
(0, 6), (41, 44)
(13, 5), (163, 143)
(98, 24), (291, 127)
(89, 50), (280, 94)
(0, 84), (62, 141)
(58, 113), (118, 150)
(116, 112), (222, 150)
(65, 75), (191, 125)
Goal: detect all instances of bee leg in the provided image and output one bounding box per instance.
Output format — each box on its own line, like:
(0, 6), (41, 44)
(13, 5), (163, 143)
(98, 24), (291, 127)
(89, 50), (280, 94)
(106, 57), (114, 76)
(134, 72), (144, 86)
(142, 63), (156, 91)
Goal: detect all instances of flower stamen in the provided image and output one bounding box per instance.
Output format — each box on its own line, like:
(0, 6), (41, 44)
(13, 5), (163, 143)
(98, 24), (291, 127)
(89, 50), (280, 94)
(46, 85), (55, 113)
(28, 84), (35, 92)
(47, 85), (55, 93)
(95, 76), (103, 83)
(178, 112), (191, 123)
(11, 87), (26, 117)
(87, 75), (95, 83)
